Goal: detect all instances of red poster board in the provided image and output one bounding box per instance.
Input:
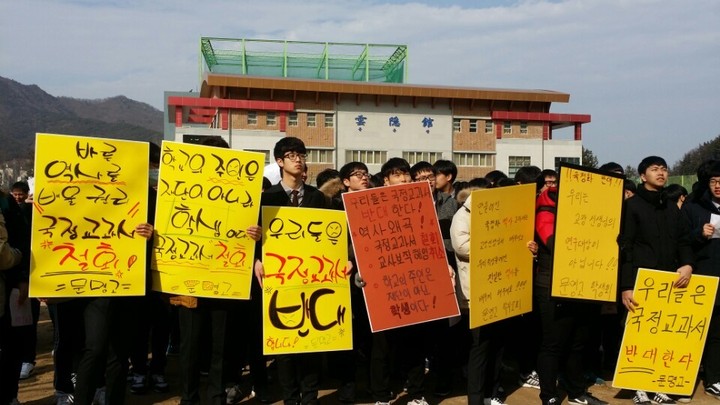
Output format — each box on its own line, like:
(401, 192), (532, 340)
(343, 182), (460, 332)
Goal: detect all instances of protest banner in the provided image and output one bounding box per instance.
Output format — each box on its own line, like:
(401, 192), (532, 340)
(30, 133), (149, 297)
(261, 207), (351, 355)
(613, 268), (719, 396)
(152, 141), (264, 299)
(343, 182), (460, 332)
(469, 184), (535, 328)
(552, 163), (624, 301)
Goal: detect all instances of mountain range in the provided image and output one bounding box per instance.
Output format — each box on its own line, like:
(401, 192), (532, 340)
(0, 76), (163, 163)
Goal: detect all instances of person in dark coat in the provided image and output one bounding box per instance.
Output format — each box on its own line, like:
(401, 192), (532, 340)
(681, 160), (720, 399)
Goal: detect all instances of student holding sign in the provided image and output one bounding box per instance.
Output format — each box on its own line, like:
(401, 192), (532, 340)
(254, 137), (335, 405)
(534, 183), (609, 405)
(681, 159), (720, 399)
(618, 156), (694, 405)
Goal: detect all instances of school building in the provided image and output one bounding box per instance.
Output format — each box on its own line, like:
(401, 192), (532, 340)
(164, 38), (590, 182)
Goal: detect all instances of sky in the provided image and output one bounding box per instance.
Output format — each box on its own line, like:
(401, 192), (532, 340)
(1, 0), (718, 170)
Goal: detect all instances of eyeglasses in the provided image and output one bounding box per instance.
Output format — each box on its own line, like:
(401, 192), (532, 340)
(545, 180), (557, 186)
(710, 179), (720, 187)
(349, 171), (369, 179)
(415, 175), (436, 182)
(283, 152), (307, 162)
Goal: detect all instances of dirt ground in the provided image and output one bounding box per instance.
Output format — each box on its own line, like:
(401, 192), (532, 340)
(17, 304), (719, 405)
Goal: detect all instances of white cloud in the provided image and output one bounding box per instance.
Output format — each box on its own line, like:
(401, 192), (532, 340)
(1, 0), (718, 168)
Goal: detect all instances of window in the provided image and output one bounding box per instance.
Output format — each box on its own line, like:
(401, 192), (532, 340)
(453, 118), (461, 133)
(555, 156), (581, 170)
(266, 112), (276, 126)
(346, 150), (387, 165)
(307, 148), (334, 163)
(307, 113), (316, 127)
(288, 112), (298, 126)
(508, 156), (532, 176)
(245, 149), (271, 165)
(324, 114), (334, 128)
(402, 151), (442, 165)
(452, 152), (494, 167)
(469, 120), (478, 133)
(485, 120), (493, 134)
(247, 111), (257, 125)
(503, 121), (512, 134)
(520, 121), (528, 134)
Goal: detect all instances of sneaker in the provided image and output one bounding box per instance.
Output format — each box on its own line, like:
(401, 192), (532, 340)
(543, 398), (559, 405)
(151, 374), (169, 393)
(634, 391), (652, 405)
(92, 387), (106, 405)
(651, 392), (677, 404)
(675, 396), (692, 403)
(707, 382), (720, 399)
(374, 402), (391, 405)
(225, 384), (243, 404)
(55, 392), (74, 405)
(407, 397), (430, 405)
(484, 398), (507, 405)
(519, 370), (540, 390)
(19, 362), (35, 379)
(129, 373), (148, 394)
(568, 392), (608, 405)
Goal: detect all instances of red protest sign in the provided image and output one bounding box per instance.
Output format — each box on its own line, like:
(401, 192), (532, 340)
(342, 182), (459, 332)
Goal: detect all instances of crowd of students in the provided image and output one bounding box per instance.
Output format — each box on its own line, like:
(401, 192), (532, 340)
(1, 136), (720, 405)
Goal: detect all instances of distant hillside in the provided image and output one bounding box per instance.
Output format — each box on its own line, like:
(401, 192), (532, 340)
(0, 76), (163, 162)
(672, 134), (720, 175)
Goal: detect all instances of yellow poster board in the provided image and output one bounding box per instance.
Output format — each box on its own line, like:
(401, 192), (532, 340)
(551, 164), (624, 301)
(261, 207), (352, 355)
(469, 184), (536, 328)
(151, 141), (264, 299)
(613, 268), (718, 395)
(30, 133), (149, 297)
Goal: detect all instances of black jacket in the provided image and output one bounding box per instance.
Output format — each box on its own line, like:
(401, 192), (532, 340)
(618, 185), (693, 291)
(682, 190), (720, 303)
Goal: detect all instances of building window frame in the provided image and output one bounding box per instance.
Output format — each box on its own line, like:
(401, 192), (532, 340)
(453, 118), (461, 133)
(247, 111), (257, 126)
(402, 151), (443, 165)
(520, 121), (528, 134)
(508, 155), (532, 176)
(307, 113), (317, 127)
(485, 120), (493, 134)
(288, 112), (298, 127)
(307, 148), (334, 164)
(452, 152), (494, 167)
(346, 150), (388, 165)
(469, 120), (478, 133)
(324, 114), (334, 128)
(266, 112), (277, 126)
(503, 121), (512, 134)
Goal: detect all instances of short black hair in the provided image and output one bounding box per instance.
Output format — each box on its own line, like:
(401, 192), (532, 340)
(638, 156), (667, 175)
(316, 168), (341, 189)
(381, 157), (411, 179)
(262, 176), (272, 190)
(369, 173), (384, 188)
(201, 136), (229, 149)
(665, 184), (688, 203)
(273, 137), (306, 160)
(433, 160), (457, 183)
(624, 179), (637, 193)
(339, 162), (369, 180)
(11, 181), (29, 193)
(468, 177), (489, 189)
(514, 166), (541, 185)
(484, 170), (507, 186)
(410, 161), (436, 180)
(599, 162), (624, 174)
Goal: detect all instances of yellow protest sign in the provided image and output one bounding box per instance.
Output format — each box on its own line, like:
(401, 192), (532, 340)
(552, 164), (624, 301)
(152, 141), (264, 299)
(261, 207), (352, 355)
(469, 184), (536, 328)
(30, 133), (149, 297)
(613, 268), (718, 395)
